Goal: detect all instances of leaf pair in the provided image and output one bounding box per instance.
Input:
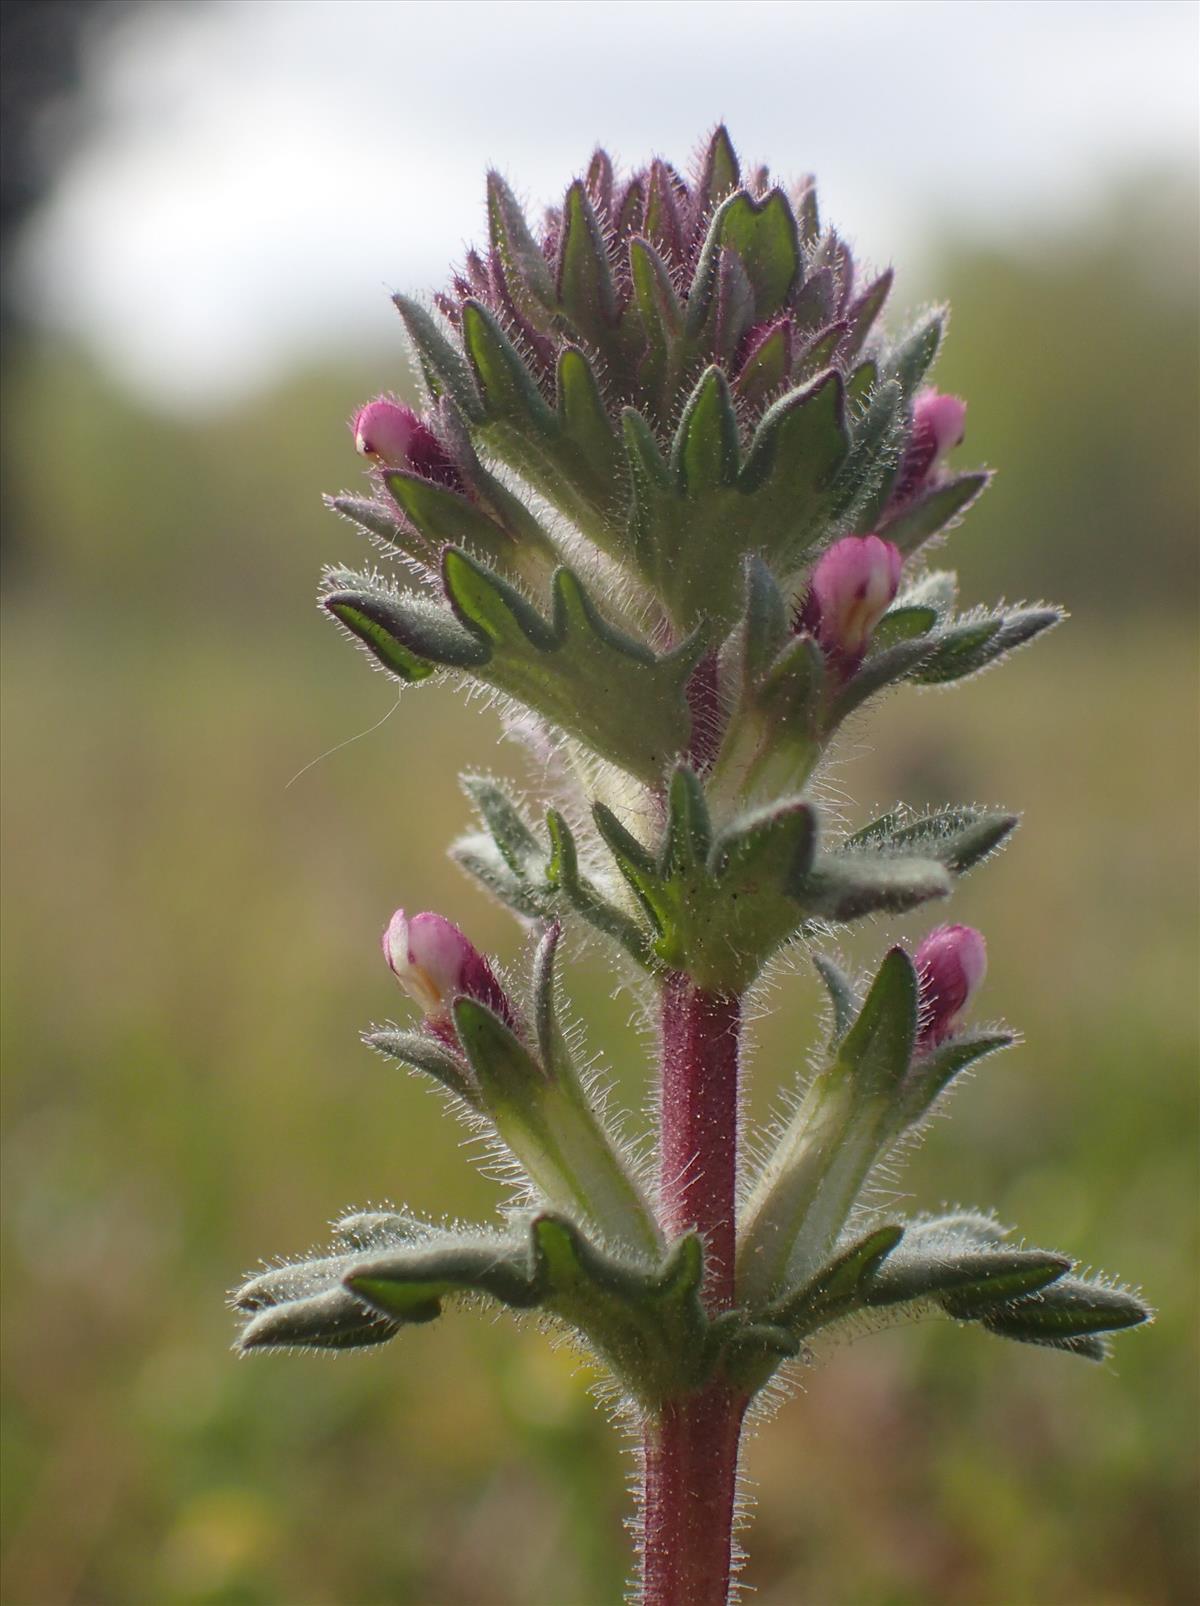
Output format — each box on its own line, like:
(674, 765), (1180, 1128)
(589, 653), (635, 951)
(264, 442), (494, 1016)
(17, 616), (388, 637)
(725, 1212), (1150, 1390)
(324, 549), (701, 785)
(235, 1209), (713, 1407)
(369, 924), (659, 1258)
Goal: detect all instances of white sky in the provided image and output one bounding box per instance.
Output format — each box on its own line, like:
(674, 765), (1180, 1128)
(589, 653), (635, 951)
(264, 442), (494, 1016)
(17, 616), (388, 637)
(14, 0), (1199, 411)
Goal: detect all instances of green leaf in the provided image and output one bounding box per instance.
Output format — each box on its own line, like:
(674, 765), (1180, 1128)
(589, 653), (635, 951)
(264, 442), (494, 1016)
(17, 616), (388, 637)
(711, 593), (825, 804)
(645, 160), (686, 268)
(433, 398), (561, 565)
(845, 358), (877, 410)
(794, 320), (847, 380)
(453, 997), (659, 1255)
(331, 1210), (427, 1250)
(790, 266), (836, 334)
(889, 307), (946, 396)
(709, 247), (757, 365)
(697, 124), (740, 209)
(756, 633), (826, 725)
(910, 607), (1063, 684)
(899, 1027), (1021, 1130)
(733, 318), (794, 408)
(452, 830), (548, 920)
(881, 471), (992, 555)
(629, 236), (684, 405)
(595, 781), (819, 991)
(556, 346), (621, 482)
(713, 188), (801, 321)
(866, 1246), (1071, 1313)
(621, 404), (674, 577)
(702, 800), (819, 987)
(441, 550), (698, 783)
(812, 953), (859, 1042)
(980, 1277), (1152, 1352)
(348, 1213), (713, 1405)
(234, 1253), (371, 1314)
(460, 776), (542, 876)
(898, 569), (958, 615)
(585, 147), (613, 212)
(238, 1286), (404, 1351)
(487, 170), (556, 327)
(462, 299), (556, 431)
(869, 604), (939, 651)
(708, 798), (816, 904)
(726, 555), (791, 687)
(323, 589), (484, 681)
(363, 1027), (480, 1107)
(392, 293), (483, 420)
(615, 175), (646, 237)
(795, 180), (819, 245)
(826, 636), (938, 725)
(557, 180), (617, 339)
(325, 494), (425, 562)
(740, 370), (847, 499)
(384, 470), (521, 570)
(528, 1216), (710, 1403)
(544, 809), (652, 964)
(459, 774), (538, 863)
(530, 920), (571, 1081)
(672, 367), (741, 494)
(798, 855), (951, 924)
(592, 801), (664, 931)
(841, 269), (893, 361)
(348, 1232), (540, 1322)
(767, 1223), (905, 1334)
(825, 377), (906, 534)
(836, 946), (919, 1098)
(847, 806), (1019, 874)
(663, 765), (714, 880)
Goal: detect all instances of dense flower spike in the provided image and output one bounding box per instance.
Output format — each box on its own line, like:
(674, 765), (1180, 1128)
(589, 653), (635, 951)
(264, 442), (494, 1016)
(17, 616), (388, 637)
(383, 909), (513, 1031)
(915, 922), (988, 1046)
(240, 127), (1147, 1606)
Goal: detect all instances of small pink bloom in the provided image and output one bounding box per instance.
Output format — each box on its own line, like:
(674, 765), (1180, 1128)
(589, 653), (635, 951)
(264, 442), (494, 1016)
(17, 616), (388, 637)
(916, 389), (966, 457)
(806, 535), (903, 664)
(382, 910), (513, 1028)
(915, 923), (987, 1047)
(890, 388), (967, 506)
(351, 397), (460, 486)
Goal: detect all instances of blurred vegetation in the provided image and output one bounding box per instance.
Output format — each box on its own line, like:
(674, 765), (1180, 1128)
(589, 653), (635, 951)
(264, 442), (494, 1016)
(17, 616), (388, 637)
(2, 172), (1197, 1605)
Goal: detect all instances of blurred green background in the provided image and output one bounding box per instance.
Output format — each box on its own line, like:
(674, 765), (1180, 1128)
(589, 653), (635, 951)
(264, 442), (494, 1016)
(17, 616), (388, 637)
(2, 6), (1198, 1603)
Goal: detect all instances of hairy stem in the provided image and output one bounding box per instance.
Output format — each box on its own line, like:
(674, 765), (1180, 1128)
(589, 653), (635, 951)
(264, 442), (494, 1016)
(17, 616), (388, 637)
(639, 975), (747, 1605)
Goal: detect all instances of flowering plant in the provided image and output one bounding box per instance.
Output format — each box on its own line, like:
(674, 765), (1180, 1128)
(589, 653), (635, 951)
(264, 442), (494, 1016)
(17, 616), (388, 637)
(232, 130), (1148, 1603)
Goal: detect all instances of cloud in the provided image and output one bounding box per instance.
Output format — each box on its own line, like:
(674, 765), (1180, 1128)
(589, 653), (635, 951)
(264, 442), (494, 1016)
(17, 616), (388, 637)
(15, 0), (1197, 409)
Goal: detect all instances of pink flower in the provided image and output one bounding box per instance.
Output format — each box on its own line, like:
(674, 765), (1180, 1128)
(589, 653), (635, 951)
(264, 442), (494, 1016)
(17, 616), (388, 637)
(890, 388), (967, 507)
(804, 535), (903, 666)
(382, 910), (514, 1031)
(915, 924), (987, 1047)
(351, 397), (460, 486)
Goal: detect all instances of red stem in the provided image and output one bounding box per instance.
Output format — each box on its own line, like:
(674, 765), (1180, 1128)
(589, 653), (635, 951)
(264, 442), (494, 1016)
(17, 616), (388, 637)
(639, 974), (748, 1606)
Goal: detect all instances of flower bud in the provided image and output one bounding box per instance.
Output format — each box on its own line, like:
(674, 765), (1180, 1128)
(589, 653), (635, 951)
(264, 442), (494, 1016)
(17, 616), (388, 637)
(351, 397), (459, 486)
(915, 923), (987, 1046)
(890, 388), (967, 506)
(383, 910), (514, 1034)
(916, 389), (967, 457)
(804, 535), (903, 666)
